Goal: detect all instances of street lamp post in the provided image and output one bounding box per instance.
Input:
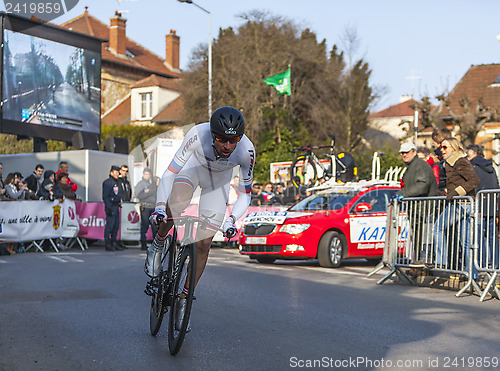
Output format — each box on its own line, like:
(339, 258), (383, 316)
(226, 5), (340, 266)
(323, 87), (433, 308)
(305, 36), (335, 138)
(178, 0), (212, 120)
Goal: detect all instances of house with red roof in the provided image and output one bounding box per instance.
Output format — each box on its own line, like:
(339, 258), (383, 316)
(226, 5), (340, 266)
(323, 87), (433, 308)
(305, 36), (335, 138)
(368, 96), (418, 141)
(59, 8), (184, 126)
(435, 63), (500, 159)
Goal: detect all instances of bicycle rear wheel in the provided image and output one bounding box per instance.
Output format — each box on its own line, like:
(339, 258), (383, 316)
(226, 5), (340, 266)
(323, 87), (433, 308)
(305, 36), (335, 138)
(290, 155), (317, 188)
(168, 243), (196, 355)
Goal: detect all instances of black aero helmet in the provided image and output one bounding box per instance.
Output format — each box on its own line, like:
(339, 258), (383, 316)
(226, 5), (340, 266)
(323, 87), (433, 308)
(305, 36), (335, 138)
(210, 106), (245, 137)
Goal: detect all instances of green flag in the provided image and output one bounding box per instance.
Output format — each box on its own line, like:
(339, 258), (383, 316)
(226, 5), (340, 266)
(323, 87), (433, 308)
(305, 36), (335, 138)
(263, 67), (291, 95)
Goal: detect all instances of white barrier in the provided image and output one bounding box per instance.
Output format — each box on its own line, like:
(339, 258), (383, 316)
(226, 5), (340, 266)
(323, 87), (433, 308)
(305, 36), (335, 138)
(0, 200), (78, 242)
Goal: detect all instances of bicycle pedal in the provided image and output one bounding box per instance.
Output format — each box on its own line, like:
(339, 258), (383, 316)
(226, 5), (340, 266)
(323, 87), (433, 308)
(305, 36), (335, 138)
(144, 281), (157, 296)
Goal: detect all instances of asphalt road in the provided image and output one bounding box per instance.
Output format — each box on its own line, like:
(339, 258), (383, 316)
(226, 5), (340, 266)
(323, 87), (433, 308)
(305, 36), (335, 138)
(1, 246), (499, 371)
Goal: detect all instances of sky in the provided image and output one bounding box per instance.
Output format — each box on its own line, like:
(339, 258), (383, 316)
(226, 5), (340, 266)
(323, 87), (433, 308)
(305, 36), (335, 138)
(4, 0), (500, 111)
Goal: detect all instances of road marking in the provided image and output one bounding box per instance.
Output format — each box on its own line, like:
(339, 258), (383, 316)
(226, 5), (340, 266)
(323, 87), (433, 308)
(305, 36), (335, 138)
(0, 260), (8, 264)
(209, 251), (385, 278)
(46, 255), (84, 263)
(47, 256), (68, 263)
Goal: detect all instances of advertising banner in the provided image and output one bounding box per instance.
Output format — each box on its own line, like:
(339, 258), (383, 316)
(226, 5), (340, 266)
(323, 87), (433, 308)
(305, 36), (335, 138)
(120, 202), (141, 241)
(0, 201), (289, 243)
(74, 202), (107, 240)
(0, 200), (79, 241)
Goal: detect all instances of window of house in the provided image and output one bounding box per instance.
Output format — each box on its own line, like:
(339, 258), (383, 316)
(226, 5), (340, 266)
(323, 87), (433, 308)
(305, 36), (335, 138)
(140, 92), (153, 118)
(489, 74), (500, 87)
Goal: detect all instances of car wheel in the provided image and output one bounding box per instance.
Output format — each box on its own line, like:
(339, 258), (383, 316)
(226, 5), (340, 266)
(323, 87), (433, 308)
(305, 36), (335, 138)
(256, 256), (276, 264)
(318, 231), (346, 268)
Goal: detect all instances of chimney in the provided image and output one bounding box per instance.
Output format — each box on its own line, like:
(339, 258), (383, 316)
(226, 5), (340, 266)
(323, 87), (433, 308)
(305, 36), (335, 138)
(399, 95), (413, 103)
(165, 30), (180, 70)
(110, 12), (127, 56)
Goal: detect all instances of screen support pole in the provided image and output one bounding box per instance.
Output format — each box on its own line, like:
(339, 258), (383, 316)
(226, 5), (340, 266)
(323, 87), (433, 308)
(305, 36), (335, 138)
(33, 137), (47, 152)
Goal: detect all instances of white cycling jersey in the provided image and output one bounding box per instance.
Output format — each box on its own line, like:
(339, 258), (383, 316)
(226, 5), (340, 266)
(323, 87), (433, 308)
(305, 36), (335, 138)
(156, 122), (255, 224)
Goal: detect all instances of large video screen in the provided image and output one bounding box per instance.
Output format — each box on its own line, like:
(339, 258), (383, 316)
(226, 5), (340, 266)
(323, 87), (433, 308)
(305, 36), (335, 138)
(0, 13), (102, 142)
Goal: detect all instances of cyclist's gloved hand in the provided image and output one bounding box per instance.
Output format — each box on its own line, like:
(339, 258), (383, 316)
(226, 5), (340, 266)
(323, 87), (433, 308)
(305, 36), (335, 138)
(150, 207), (167, 225)
(222, 216), (237, 238)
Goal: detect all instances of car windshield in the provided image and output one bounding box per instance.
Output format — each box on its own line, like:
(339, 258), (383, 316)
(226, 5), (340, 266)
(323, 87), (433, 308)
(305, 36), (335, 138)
(289, 190), (359, 211)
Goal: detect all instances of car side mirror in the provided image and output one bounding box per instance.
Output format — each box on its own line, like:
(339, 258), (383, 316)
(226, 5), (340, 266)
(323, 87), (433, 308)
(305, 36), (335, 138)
(355, 202), (372, 212)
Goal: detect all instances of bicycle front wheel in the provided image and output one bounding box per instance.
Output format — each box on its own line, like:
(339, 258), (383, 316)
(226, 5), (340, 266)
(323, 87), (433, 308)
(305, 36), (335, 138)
(149, 273), (166, 336)
(149, 231), (176, 336)
(168, 243), (196, 356)
(290, 155), (317, 188)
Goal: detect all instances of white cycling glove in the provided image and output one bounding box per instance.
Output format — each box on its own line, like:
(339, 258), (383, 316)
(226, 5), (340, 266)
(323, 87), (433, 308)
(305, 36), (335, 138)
(149, 206), (167, 225)
(222, 216), (236, 234)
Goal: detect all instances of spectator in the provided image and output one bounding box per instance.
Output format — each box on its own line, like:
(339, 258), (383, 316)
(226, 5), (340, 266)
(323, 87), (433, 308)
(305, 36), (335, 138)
(17, 173), (36, 200)
(37, 170), (60, 200)
(431, 128), (452, 192)
(3, 173), (26, 200)
(118, 165), (132, 202)
(135, 168), (158, 250)
(261, 181), (275, 205)
(434, 137), (480, 277)
(250, 182), (265, 206)
(467, 144), (500, 269)
(56, 161), (77, 192)
(396, 142), (437, 269)
(55, 173), (77, 200)
(273, 182), (285, 205)
(416, 146), (435, 167)
(397, 142), (437, 198)
(25, 164), (44, 197)
(228, 176), (240, 205)
(283, 180), (299, 206)
(102, 165), (123, 251)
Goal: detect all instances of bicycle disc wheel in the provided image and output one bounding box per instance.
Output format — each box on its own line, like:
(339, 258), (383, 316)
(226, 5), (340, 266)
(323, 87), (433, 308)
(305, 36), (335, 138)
(290, 155), (317, 188)
(168, 243), (197, 356)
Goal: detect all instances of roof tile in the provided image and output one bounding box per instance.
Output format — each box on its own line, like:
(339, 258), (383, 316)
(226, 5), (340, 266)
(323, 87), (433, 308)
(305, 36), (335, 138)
(437, 64), (500, 117)
(59, 10), (178, 78)
(369, 99), (420, 118)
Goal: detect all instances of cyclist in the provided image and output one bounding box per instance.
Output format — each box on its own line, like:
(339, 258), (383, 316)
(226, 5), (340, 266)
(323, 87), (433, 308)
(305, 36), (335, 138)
(145, 106), (255, 328)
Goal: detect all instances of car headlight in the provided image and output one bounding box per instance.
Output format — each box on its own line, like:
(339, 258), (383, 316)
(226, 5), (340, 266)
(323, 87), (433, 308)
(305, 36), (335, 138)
(280, 224), (310, 235)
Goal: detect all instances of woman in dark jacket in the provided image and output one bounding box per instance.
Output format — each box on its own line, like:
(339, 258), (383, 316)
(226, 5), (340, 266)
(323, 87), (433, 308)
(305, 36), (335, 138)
(54, 173), (76, 200)
(37, 170), (62, 200)
(434, 137), (480, 278)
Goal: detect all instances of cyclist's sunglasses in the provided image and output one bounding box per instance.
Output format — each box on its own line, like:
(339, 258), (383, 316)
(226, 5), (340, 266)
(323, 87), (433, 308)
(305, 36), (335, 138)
(213, 134), (242, 144)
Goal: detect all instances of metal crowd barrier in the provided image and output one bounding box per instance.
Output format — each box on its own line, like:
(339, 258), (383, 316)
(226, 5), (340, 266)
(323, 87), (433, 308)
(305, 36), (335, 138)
(25, 237), (88, 253)
(371, 193), (500, 301)
(474, 190), (500, 301)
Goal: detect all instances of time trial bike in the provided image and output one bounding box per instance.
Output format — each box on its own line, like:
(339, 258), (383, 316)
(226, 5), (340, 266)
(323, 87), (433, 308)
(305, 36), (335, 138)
(145, 214), (235, 355)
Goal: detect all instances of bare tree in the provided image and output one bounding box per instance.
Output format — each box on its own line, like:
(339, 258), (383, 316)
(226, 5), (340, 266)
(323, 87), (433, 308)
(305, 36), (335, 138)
(437, 94), (497, 145)
(181, 11), (375, 152)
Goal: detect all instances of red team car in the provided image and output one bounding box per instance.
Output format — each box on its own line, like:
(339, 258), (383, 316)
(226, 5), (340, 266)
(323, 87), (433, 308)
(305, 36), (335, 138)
(239, 181), (400, 267)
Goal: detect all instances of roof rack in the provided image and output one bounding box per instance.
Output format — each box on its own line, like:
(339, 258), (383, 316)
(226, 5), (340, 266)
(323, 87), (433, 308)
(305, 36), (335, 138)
(308, 178), (400, 192)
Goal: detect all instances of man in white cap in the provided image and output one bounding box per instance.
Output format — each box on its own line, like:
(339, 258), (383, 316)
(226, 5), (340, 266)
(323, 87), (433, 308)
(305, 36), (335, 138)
(396, 142), (437, 270)
(396, 142), (437, 198)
